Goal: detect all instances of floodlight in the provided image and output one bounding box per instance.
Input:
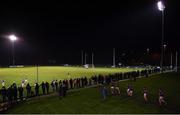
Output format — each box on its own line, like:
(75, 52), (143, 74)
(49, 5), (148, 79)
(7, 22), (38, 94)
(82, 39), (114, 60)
(157, 1), (165, 11)
(9, 35), (17, 41)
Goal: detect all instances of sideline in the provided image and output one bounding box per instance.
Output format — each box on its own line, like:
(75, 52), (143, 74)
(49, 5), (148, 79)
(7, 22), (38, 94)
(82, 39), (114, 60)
(27, 70), (175, 100)
(0, 70), (175, 113)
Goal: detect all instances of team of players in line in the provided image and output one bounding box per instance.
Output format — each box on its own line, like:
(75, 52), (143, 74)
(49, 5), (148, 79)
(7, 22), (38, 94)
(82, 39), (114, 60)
(100, 82), (167, 106)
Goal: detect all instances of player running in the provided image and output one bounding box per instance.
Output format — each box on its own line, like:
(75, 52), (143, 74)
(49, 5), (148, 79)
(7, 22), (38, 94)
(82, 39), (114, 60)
(158, 89), (167, 106)
(143, 87), (148, 103)
(127, 84), (133, 96)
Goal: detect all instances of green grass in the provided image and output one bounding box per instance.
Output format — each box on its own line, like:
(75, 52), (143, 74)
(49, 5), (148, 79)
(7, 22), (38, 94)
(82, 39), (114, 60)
(0, 66), (143, 86)
(5, 72), (180, 114)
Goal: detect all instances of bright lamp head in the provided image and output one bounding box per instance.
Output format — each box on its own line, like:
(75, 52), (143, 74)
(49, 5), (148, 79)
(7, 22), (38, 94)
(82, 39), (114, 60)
(9, 35), (17, 41)
(157, 1), (165, 11)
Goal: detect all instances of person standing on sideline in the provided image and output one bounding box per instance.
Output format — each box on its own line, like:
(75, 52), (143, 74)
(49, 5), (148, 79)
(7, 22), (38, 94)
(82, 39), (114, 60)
(62, 82), (67, 97)
(41, 82), (46, 95)
(26, 83), (31, 98)
(51, 81), (55, 92)
(58, 83), (63, 99)
(1, 86), (7, 102)
(69, 79), (73, 89)
(35, 83), (39, 96)
(55, 80), (58, 92)
(7, 86), (13, 104)
(2, 80), (5, 87)
(18, 85), (24, 101)
(45, 82), (49, 94)
(12, 83), (18, 101)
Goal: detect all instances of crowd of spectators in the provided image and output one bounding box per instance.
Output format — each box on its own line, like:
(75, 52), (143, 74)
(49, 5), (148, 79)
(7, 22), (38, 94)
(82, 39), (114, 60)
(0, 68), (160, 111)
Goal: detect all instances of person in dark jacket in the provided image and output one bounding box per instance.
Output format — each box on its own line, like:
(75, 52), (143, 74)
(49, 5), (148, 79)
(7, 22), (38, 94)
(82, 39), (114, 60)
(41, 82), (46, 95)
(18, 86), (24, 101)
(45, 82), (49, 94)
(1, 86), (7, 102)
(35, 83), (39, 96)
(26, 83), (31, 97)
(69, 79), (73, 89)
(7, 86), (13, 104)
(59, 80), (62, 86)
(12, 83), (18, 101)
(58, 83), (63, 99)
(51, 81), (55, 92)
(77, 79), (80, 88)
(55, 80), (58, 92)
(84, 77), (88, 86)
(62, 82), (67, 97)
(65, 80), (69, 90)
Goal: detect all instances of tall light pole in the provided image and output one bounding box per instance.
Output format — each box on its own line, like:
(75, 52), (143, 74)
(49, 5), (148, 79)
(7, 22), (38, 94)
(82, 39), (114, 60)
(92, 52), (94, 68)
(147, 48), (150, 55)
(146, 48), (150, 65)
(113, 48), (116, 67)
(175, 51), (178, 72)
(157, 1), (165, 72)
(170, 52), (173, 69)
(81, 50), (84, 66)
(84, 52), (87, 65)
(8, 35), (17, 66)
(37, 64), (39, 83)
(163, 44), (167, 66)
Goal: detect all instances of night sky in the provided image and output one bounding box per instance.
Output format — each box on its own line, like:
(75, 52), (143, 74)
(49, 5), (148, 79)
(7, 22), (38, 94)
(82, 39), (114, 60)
(0, 0), (179, 66)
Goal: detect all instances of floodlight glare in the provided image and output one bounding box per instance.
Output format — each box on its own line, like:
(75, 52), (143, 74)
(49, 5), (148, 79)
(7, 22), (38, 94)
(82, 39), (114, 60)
(9, 35), (17, 41)
(163, 44), (167, 48)
(8, 34), (18, 65)
(157, 1), (165, 11)
(157, 1), (165, 71)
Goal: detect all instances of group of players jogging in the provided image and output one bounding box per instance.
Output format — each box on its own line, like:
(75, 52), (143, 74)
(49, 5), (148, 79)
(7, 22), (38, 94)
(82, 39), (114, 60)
(110, 83), (167, 106)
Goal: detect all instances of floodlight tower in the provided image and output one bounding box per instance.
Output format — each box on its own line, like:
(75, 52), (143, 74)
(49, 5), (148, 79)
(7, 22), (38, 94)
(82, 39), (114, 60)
(146, 48), (150, 65)
(8, 35), (18, 66)
(113, 48), (116, 67)
(175, 51), (178, 72)
(170, 52), (173, 69)
(163, 44), (167, 66)
(147, 48), (150, 55)
(157, 1), (165, 72)
(92, 52), (94, 68)
(81, 50), (84, 66)
(84, 52), (87, 65)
